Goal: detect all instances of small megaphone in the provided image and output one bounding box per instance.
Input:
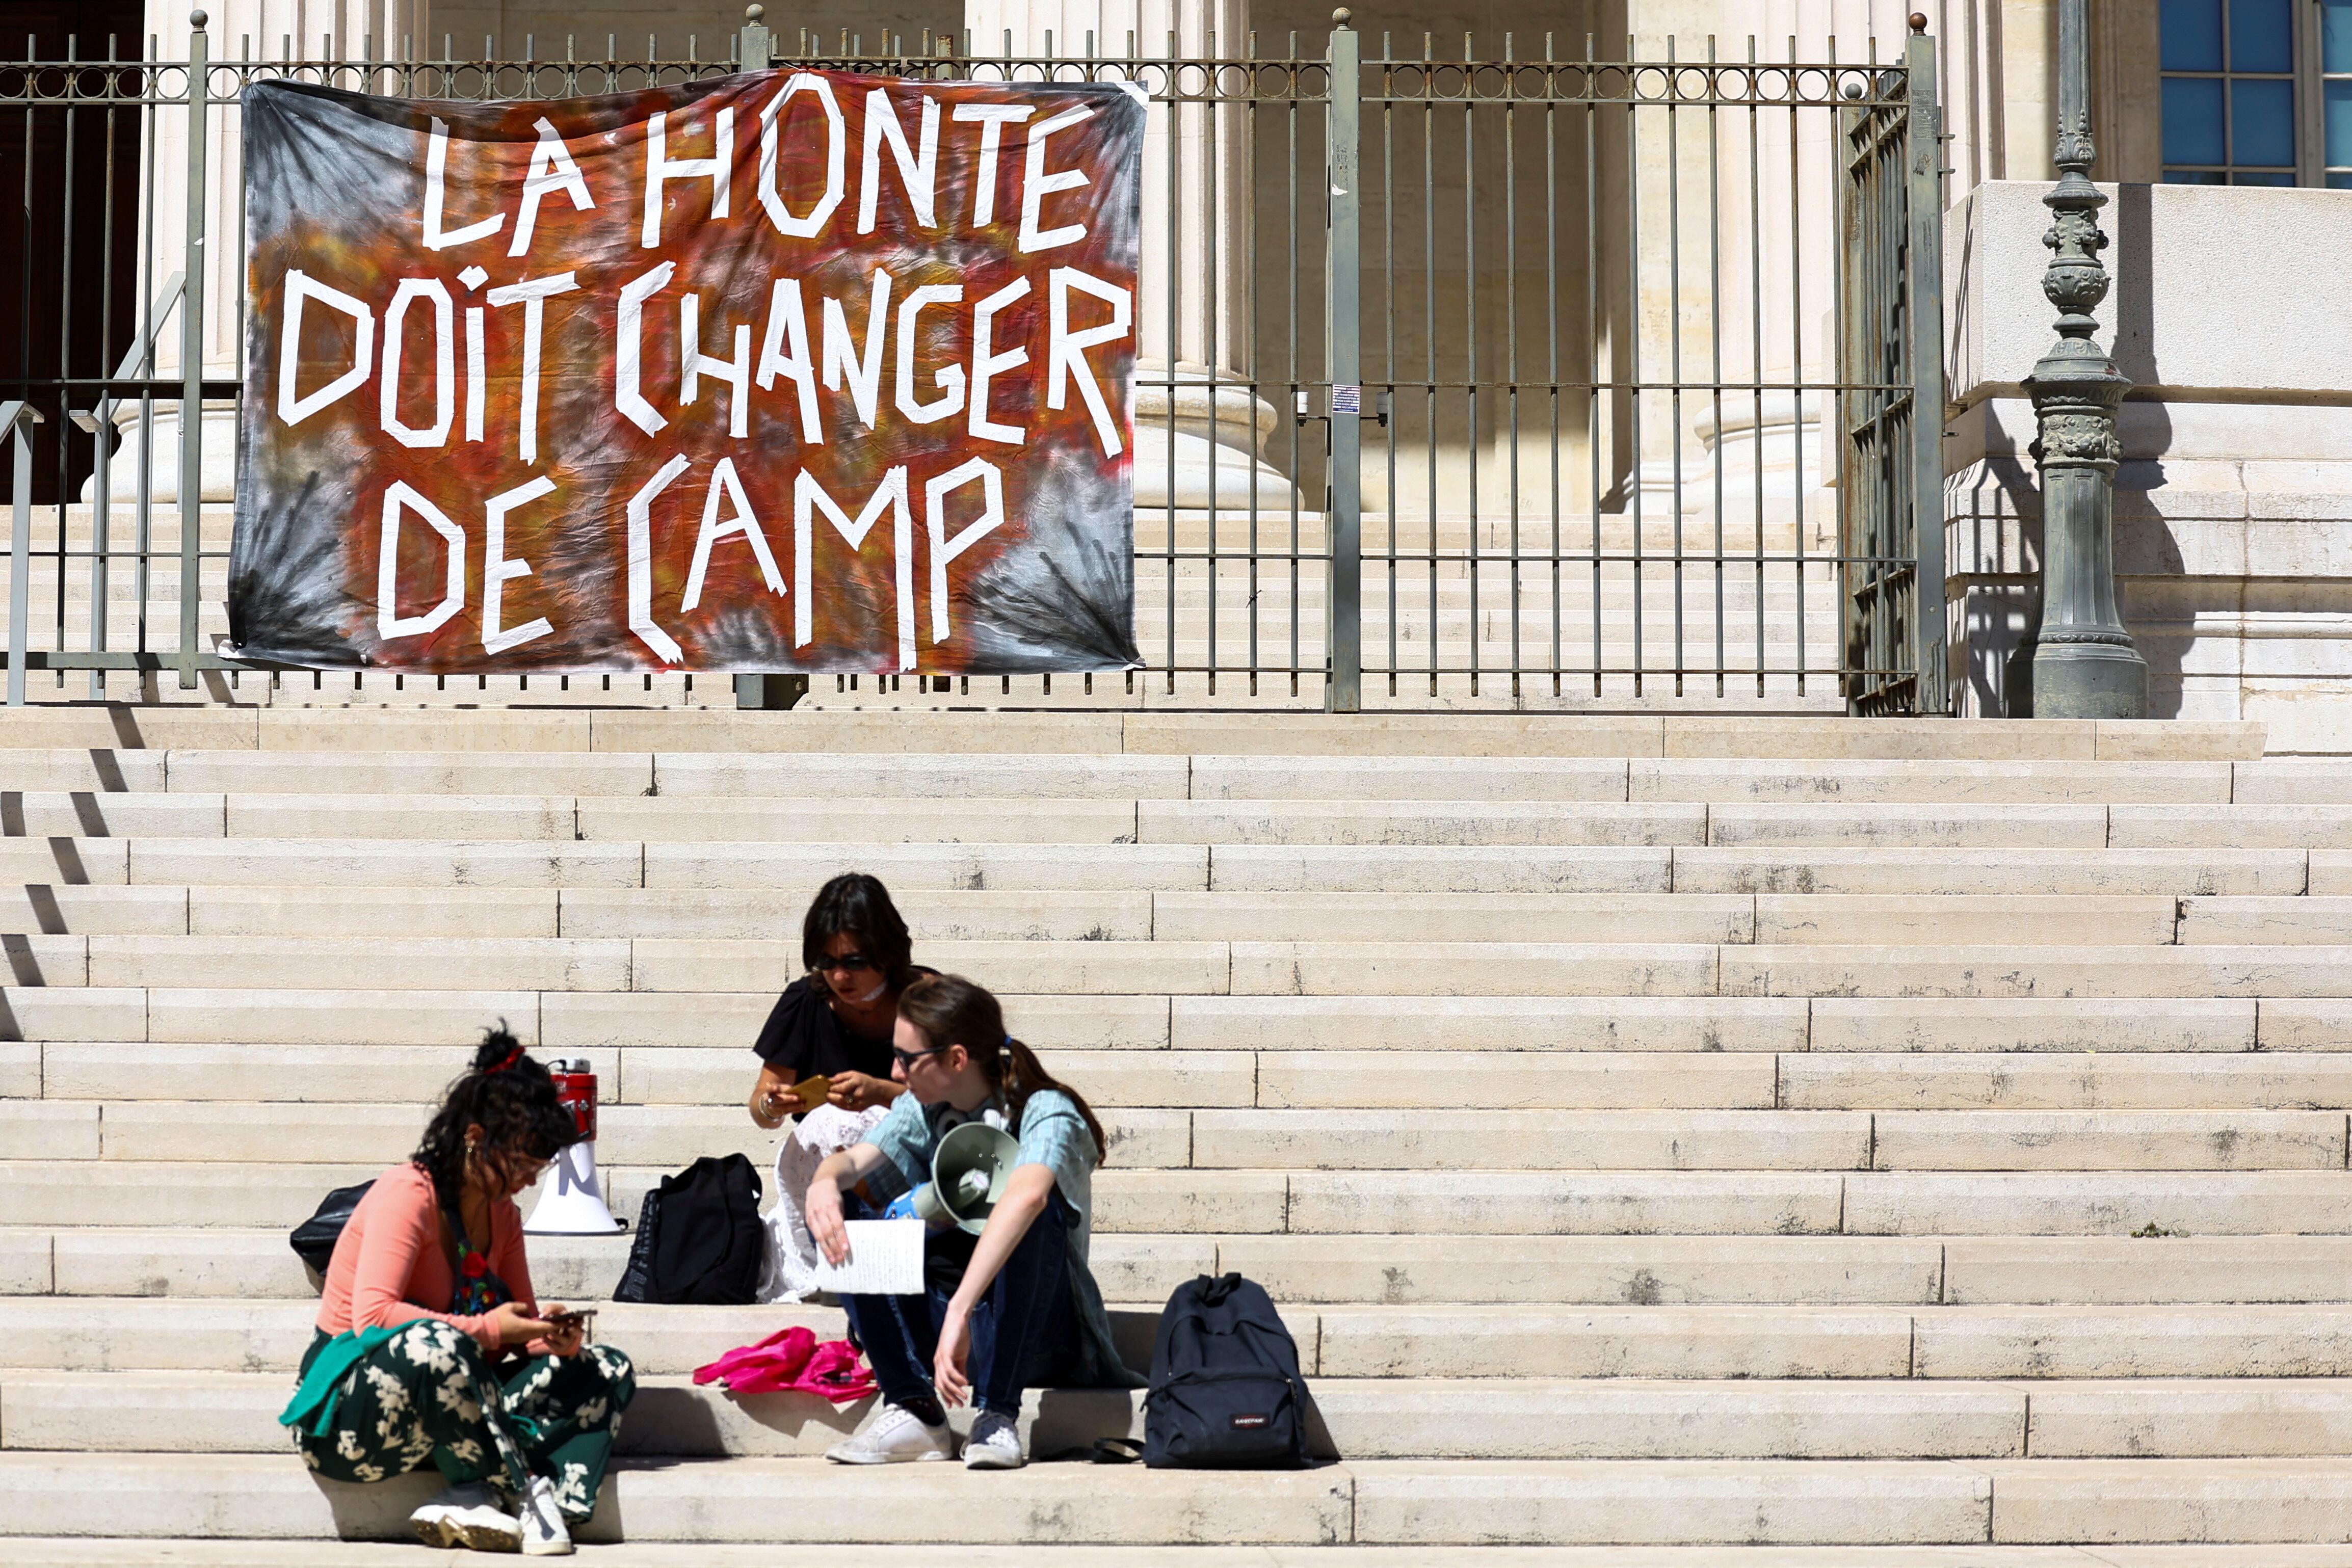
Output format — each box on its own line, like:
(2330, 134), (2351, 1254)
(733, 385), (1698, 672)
(525, 1059), (625, 1235)
(912, 1121), (1021, 1235)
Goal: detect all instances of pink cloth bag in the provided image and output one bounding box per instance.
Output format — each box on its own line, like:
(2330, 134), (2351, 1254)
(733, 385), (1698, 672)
(692, 1326), (877, 1404)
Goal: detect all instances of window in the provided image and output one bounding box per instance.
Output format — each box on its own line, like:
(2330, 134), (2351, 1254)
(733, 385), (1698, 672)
(2162, 0), (2352, 185)
(2162, 0), (2296, 183)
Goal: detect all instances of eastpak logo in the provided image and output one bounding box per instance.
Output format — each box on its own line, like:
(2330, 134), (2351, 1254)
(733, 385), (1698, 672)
(1230, 1414), (1270, 1429)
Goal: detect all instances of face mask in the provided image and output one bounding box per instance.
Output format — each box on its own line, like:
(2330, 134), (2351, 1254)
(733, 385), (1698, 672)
(846, 978), (889, 1006)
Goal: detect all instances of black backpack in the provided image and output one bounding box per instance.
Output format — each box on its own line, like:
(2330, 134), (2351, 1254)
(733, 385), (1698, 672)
(612, 1154), (764, 1306)
(1142, 1272), (1309, 1468)
(289, 1180), (375, 1274)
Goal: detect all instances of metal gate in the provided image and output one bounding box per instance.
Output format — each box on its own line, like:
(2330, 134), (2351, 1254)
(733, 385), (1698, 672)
(0, 15), (1943, 712)
(1836, 35), (1947, 716)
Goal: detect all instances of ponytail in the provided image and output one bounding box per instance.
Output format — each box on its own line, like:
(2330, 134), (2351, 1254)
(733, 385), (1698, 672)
(998, 1033), (1110, 1166)
(898, 974), (1111, 1164)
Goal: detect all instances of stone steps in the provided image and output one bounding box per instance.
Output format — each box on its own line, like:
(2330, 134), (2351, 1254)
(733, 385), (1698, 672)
(21, 1041), (2352, 1109)
(28, 748), (2328, 801)
(23, 1546), (2352, 1567)
(33, 886), (2352, 948)
(21, 990), (2352, 1051)
(11, 1099), (2350, 1172)
(6, 840), (2338, 898)
(13, 799), (2350, 848)
(17, 935), (2352, 999)
(18, 1296), (2352, 1380)
(20, 1451), (2352, 1546)
(12, 791), (2352, 845)
(2, 705), (2341, 1552)
(6, 1161), (2350, 1237)
(11, 1227), (2352, 1307)
(0, 707), (2267, 759)
(0, 994), (2295, 1052)
(19, 1368), (2352, 1463)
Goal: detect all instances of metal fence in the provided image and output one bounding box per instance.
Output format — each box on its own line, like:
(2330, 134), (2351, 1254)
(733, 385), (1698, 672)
(0, 14), (1944, 712)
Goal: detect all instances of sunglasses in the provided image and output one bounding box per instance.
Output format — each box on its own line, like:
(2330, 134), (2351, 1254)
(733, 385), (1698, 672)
(813, 952), (877, 974)
(890, 1044), (947, 1073)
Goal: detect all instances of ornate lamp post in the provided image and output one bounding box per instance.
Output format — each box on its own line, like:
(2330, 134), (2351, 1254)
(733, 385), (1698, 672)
(2019, 0), (2147, 717)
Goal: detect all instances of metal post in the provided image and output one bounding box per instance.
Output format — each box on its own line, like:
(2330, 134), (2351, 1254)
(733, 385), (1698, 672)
(177, 11), (211, 691)
(739, 5), (773, 70)
(732, 7), (786, 711)
(2018, 0), (2145, 717)
(1905, 21), (1948, 714)
(1323, 9), (1362, 713)
(5, 403), (45, 707)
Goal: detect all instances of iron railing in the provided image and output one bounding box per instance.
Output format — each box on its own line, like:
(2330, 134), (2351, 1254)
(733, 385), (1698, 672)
(0, 15), (1944, 712)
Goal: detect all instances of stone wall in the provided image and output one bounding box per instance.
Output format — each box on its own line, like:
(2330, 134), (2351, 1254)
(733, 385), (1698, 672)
(1944, 180), (2352, 751)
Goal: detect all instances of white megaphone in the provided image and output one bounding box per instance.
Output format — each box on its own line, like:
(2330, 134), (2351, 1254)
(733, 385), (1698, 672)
(525, 1060), (625, 1235)
(912, 1122), (1021, 1235)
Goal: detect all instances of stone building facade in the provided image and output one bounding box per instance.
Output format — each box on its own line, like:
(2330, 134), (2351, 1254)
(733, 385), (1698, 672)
(116, 1), (2351, 736)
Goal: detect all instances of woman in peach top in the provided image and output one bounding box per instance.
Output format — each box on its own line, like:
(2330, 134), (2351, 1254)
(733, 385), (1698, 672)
(285, 1030), (633, 1556)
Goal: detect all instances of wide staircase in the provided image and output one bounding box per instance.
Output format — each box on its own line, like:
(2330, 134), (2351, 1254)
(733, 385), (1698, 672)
(5, 703), (2352, 1557)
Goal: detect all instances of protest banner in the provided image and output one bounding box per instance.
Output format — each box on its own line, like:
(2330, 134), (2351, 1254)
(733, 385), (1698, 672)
(228, 71), (1144, 674)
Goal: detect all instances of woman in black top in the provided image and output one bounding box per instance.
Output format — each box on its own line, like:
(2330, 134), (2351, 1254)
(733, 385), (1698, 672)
(747, 873), (930, 1128)
(748, 874), (934, 1301)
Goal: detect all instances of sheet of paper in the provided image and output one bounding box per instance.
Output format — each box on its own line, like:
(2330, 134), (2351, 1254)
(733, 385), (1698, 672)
(815, 1219), (926, 1296)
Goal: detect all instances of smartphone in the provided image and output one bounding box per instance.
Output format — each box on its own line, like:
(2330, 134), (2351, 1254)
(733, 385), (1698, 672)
(544, 1308), (597, 1342)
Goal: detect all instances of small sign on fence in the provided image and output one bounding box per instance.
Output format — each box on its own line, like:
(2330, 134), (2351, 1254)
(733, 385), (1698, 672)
(228, 71), (1144, 675)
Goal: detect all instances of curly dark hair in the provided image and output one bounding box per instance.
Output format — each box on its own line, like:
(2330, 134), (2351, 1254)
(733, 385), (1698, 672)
(411, 1025), (579, 1212)
(801, 872), (915, 997)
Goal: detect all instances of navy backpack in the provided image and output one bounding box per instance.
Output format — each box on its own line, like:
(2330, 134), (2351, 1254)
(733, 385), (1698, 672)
(1141, 1272), (1310, 1468)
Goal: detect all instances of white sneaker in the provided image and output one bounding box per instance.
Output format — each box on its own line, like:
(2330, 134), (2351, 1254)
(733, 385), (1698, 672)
(963, 1411), (1025, 1470)
(410, 1480), (521, 1552)
(518, 1474), (575, 1557)
(825, 1402), (959, 1464)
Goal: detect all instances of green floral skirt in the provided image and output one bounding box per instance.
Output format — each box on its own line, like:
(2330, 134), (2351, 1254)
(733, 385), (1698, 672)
(293, 1318), (635, 1522)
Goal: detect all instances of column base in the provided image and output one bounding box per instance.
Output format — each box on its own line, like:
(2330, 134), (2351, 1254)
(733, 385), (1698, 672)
(1686, 391), (1833, 552)
(2027, 637), (2150, 720)
(1132, 366), (1298, 514)
(77, 402), (239, 505)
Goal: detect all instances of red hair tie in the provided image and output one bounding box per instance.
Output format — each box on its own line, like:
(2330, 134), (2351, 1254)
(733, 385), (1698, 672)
(485, 1045), (524, 1075)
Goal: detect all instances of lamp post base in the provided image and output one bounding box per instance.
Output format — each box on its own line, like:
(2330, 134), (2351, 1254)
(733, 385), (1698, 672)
(2029, 637), (2148, 719)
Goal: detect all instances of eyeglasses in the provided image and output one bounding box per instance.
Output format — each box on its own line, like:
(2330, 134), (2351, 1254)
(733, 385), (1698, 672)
(814, 952), (877, 974)
(471, 1146), (549, 1186)
(891, 1044), (947, 1073)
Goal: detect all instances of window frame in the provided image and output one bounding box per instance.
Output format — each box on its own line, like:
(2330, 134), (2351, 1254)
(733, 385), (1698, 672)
(2314, 0), (2352, 185)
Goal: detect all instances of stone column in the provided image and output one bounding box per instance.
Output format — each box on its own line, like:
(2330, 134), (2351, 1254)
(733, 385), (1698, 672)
(963, 0), (1293, 514)
(102, 1), (430, 503)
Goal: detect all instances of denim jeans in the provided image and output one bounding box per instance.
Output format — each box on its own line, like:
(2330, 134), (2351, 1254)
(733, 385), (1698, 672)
(839, 1188), (1077, 1418)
